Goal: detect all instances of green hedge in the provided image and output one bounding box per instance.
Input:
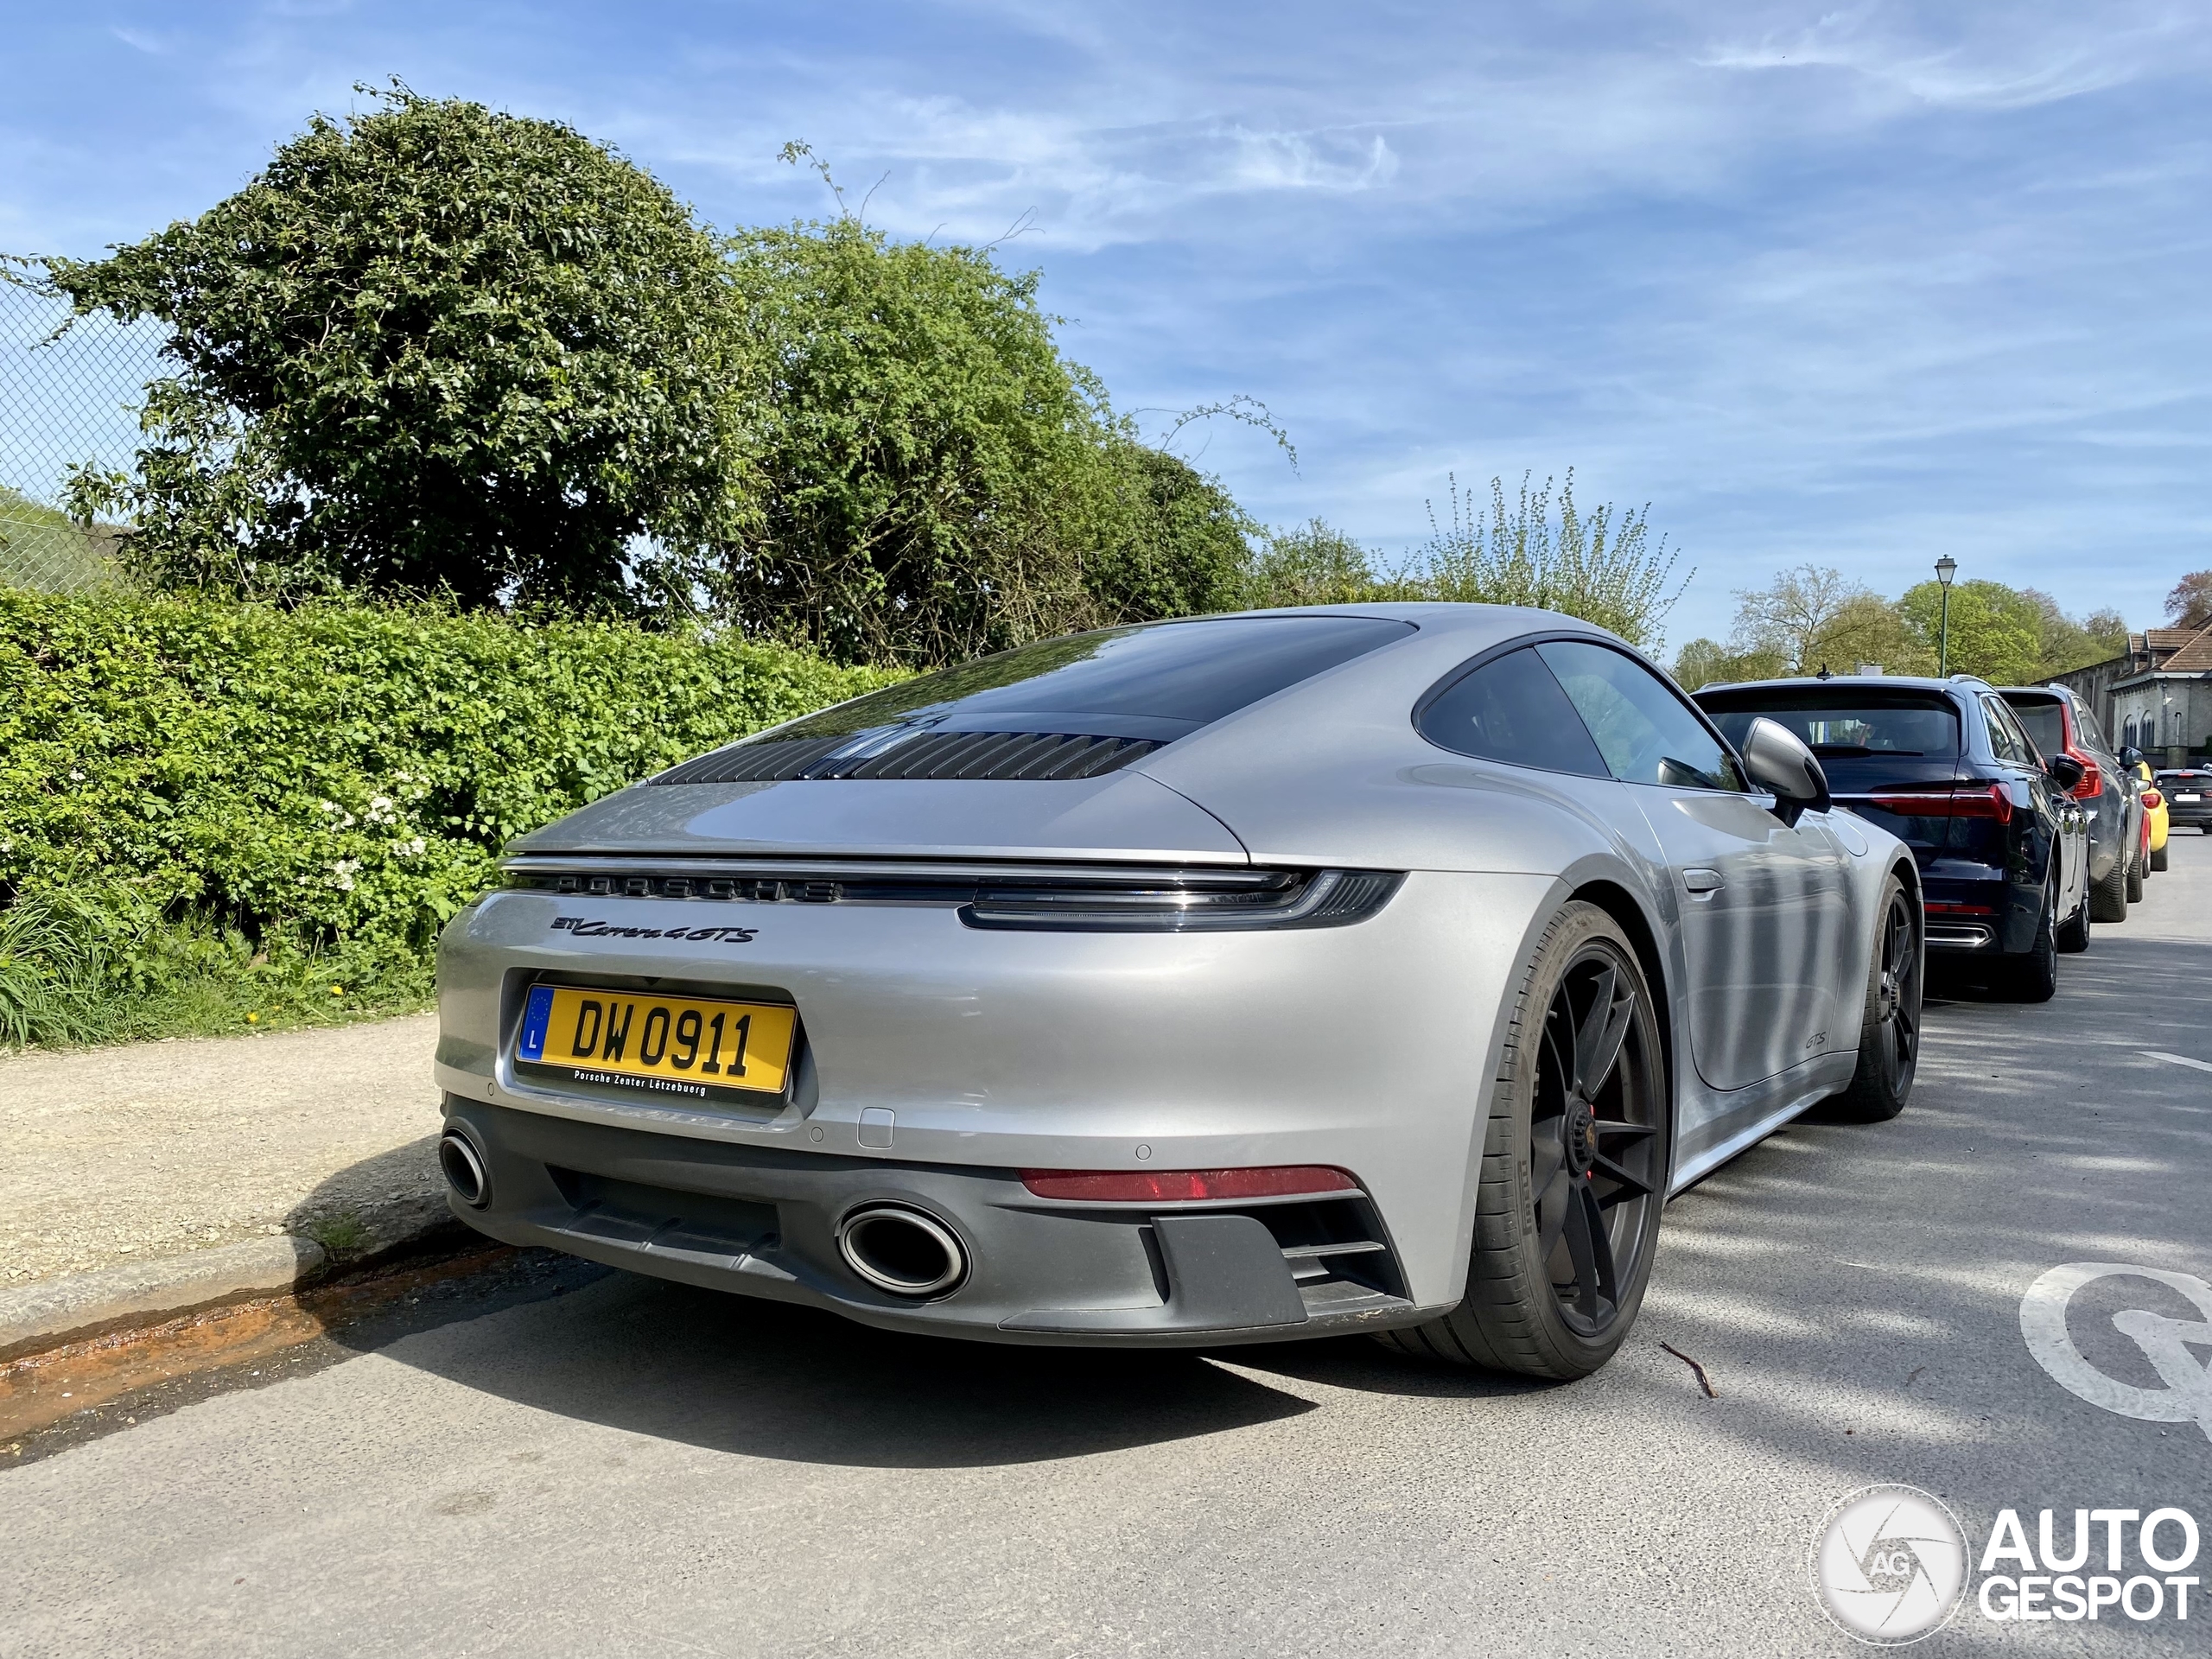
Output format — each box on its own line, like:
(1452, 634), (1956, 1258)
(0, 590), (899, 1044)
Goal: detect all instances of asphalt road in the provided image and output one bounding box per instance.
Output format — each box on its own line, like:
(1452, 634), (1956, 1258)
(6, 836), (2209, 1658)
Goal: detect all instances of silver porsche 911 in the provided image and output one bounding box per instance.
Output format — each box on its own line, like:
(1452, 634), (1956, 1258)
(435, 605), (1923, 1378)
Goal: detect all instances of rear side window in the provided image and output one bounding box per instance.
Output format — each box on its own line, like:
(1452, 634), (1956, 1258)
(2073, 700), (2113, 754)
(1986, 696), (2038, 763)
(1980, 696), (2031, 765)
(1536, 640), (1748, 791)
(1699, 693), (1961, 760)
(2005, 698), (2066, 761)
(1416, 647), (1608, 776)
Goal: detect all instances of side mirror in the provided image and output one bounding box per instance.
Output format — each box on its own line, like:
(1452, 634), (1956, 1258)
(1740, 717), (1832, 827)
(2118, 745), (2144, 769)
(2047, 753), (2087, 791)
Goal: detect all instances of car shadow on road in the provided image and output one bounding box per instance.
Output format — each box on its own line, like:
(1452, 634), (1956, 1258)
(329, 1264), (1332, 1468)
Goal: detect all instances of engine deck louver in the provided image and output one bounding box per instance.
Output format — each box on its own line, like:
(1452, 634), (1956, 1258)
(652, 729), (1163, 786)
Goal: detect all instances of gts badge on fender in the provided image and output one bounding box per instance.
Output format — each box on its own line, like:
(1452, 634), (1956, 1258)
(551, 914), (759, 944)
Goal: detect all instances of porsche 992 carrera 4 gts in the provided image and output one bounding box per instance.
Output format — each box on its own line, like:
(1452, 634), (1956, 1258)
(435, 606), (1922, 1379)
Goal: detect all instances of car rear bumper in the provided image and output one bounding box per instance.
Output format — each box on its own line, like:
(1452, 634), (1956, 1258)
(433, 869), (1559, 1325)
(442, 1097), (1445, 1346)
(1920, 872), (2034, 953)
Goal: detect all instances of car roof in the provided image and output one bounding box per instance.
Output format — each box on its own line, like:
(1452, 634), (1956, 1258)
(1692, 674), (1992, 696)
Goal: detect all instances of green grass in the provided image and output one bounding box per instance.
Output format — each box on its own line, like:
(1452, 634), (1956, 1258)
(0, 890), (433, 1052)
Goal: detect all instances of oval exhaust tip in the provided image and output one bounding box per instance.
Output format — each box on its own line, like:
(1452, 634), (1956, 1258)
(837, 1206), (966, 1297)
(439, 1129), (491, 1209)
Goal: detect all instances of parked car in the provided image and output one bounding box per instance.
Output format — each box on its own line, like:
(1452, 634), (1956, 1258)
(2125, 753), (2170, 872)
(435, 606), (1922, 1382)
(2157, 766), (2212, 836)
(2000, 685), (2142, 921)
(1694, 674), (2088, 1001)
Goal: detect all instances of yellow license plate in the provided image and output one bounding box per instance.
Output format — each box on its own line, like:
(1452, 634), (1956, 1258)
(515, 984), (797, 1101)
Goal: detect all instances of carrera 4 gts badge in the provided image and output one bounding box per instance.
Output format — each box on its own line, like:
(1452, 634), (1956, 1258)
(550, 914), (759, 944)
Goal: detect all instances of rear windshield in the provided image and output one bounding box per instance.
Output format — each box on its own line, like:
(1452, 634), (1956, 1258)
(2005, 699), (2065, 761)
(760, 614), (1416, 744)
(1694, 690), (1961, 759)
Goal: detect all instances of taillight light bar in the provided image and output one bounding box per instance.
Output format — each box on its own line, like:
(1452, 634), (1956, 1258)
(1868, 784), (2012, 823)
(1018, 1166), (1361, 1202)
(1925, 901), (1997, 916)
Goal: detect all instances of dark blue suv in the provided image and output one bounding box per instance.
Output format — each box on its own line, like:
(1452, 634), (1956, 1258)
(1692, 675), (2090, 1001)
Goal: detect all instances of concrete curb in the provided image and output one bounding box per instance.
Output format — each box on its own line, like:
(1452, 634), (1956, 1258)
(0, 1236), (327, 1362)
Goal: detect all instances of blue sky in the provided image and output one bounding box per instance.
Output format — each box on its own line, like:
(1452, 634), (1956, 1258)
(3, 1), (2208, 647)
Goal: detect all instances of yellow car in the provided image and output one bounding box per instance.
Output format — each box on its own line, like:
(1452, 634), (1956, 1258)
(2133, 758), (2170, 872)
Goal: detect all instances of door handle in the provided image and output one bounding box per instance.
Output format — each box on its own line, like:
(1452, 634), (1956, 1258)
(1683, 868), (1725, 894)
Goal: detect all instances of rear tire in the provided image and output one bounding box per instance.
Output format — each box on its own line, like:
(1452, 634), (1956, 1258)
(1376, 902), (1668, 1381)
(1829, 874), (1922, 1122)
(2005, 875), (2059, 1003)
(2089, 860), (2129, 922)
(2056, 881), (2090, 954)
(2126, 855), (2144, 904)
(2152, 843), (2169, 872)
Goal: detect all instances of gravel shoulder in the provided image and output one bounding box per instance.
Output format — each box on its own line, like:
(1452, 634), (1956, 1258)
(0, 1014), (442, 1287)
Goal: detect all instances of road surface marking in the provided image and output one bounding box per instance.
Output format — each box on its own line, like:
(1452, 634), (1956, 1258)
(2140, 1051), (2212, 1073)
(2019, 1262), (2212, 1444)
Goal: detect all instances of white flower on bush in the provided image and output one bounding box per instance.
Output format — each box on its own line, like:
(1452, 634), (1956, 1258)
(328, 857), (361, 893)
(395, 836), (427, 860)
(69, 769), (86, 782)
(366, 795), (398, 825)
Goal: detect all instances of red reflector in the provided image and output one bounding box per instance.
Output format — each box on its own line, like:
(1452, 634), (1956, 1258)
(1924, 901), (1997, 916)
(1870, 784), (2012, 823)
(1018, 1166), (1361, 1202)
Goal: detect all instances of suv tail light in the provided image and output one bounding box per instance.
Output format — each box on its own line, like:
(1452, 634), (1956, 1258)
(1869, 783), (2012, 823)
(2144, 789), (2164, 809)
(2068, 757), (2102, 799)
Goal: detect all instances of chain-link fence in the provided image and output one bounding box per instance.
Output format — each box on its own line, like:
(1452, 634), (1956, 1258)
(0, 276), (171, 593)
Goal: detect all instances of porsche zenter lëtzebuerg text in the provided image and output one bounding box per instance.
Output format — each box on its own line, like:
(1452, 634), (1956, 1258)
(435, 605), (1921, 1377)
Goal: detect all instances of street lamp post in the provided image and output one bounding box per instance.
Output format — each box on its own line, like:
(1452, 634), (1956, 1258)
(1935, 556), (1958, 676)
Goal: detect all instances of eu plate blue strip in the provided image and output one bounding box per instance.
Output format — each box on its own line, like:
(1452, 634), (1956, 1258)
(518, 984), (555, 1061)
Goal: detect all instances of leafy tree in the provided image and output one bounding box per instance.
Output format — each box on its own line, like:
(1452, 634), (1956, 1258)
(2022, 589), (2127, 674)
(710, 207), (1255, 664)
(1814, 593), (1936, 676)
(1669, 638), (1789, 690)
(2167, 570), (2212, 630)
(1238, 518), (1406, 608)
(1896, 579), (2044, 684)
(1730, 565), (1862, 669)
(1415, 472), (1688, 649)
(48, 84), (749, 611)
(1082, 441), (1253, 623)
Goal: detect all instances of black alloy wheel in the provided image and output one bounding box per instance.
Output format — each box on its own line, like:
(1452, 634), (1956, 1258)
(1381, 902), (1667, 1379)
(1832, 874), (1922, 1121)
(1527, 944), (1664, 1338)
